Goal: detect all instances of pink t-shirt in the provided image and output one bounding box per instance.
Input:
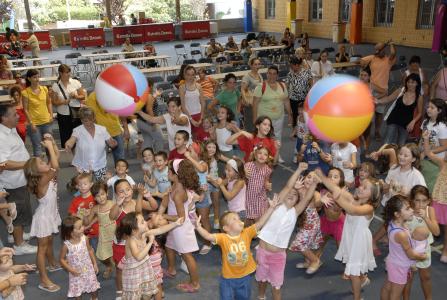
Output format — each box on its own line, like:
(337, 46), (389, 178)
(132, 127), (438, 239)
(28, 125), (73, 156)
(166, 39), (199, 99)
(227, 179), (246, 213)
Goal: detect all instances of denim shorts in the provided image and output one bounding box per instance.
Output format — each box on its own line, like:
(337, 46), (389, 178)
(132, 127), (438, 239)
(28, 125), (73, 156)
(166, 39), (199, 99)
(195, 192), (211, 209)
(208, 183), (219, 193)
(219, 274), (252, 300)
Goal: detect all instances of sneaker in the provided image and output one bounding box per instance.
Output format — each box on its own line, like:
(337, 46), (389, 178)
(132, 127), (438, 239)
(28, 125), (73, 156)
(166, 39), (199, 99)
(180, 259), (189, 274)
(8, 232), (31, 244)
(13, 242), (37, 255)
(278, 156), (285, 164)
(293, 155), (298, 164)
(199, 245), (212, 255)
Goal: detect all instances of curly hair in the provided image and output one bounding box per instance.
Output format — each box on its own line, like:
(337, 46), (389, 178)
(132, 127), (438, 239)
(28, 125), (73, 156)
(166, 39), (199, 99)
(24, 157), (43, 196)
(383, 195), (409, 228)
(174, 159), (201, 195)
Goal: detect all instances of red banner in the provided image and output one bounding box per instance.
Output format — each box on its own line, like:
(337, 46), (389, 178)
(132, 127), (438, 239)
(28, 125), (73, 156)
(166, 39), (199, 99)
(144, 23), (174, 42)
(182, 21), (210, 40)
(112, 25), (144, 45)
(0, 31), (51, 51)
(69, 28), (105, 48)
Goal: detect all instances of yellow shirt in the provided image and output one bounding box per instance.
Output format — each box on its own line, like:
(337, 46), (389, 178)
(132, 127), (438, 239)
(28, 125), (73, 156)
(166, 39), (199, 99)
(86, 92), (123, 137)
(22, 86), (51, 125)
(213, 225), (257, 279)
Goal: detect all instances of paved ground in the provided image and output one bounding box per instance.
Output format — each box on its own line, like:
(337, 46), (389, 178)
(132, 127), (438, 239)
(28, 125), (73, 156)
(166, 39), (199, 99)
(2, 33), (446, 299)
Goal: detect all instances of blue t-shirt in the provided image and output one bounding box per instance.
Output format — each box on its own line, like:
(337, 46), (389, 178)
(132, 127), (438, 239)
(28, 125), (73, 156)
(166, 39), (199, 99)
(303, 142), (330, 174)
(153, 167), (170, 193)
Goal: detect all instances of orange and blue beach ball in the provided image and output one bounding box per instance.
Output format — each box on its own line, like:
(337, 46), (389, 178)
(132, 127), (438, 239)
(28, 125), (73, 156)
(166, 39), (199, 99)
(304, 75), (374, 143)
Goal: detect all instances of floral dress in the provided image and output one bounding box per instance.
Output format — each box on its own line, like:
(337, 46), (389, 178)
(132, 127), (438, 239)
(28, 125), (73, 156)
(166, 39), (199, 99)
(65, 235), (100, 298)
(289, 206), (323, 251)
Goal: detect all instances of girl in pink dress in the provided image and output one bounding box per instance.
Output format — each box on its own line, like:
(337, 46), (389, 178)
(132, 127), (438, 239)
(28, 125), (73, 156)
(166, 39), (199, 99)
(60, 216), (100, 299)
(158, 159), (201, 293)
(244, 146), (273, 225)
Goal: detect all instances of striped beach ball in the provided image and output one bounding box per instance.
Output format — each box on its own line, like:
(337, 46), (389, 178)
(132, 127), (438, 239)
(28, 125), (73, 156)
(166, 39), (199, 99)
(304, 75), (374, 142)
(95, 64), (149, 117)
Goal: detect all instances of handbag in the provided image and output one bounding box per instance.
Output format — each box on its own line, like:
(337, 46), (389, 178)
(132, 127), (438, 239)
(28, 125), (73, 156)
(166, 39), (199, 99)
(58, 82), (80, 119)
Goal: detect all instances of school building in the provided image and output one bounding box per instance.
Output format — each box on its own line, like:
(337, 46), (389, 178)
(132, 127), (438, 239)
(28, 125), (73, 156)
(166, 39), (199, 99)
(252, 0), (438, 48)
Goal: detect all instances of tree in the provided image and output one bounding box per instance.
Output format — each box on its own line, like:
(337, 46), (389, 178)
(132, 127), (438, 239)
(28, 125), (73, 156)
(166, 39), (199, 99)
(96, 0), (129, 24)
(0, 0), (14, 20)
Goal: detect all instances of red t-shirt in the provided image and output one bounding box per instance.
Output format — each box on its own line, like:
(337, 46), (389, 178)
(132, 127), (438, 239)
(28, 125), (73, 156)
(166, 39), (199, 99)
(168, 149), (186, 160)
(195, 130), (211, 143)
(237, 135), (277, 162)
(68, 195), (99, 237)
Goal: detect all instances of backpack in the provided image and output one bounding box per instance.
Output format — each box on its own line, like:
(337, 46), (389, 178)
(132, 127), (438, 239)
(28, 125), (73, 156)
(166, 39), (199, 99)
(261, 81), (285, 95)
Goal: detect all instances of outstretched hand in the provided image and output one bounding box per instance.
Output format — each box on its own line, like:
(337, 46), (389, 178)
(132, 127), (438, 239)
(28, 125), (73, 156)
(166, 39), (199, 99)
(320, 193), (334, 207)
(268, 193), (281, 208)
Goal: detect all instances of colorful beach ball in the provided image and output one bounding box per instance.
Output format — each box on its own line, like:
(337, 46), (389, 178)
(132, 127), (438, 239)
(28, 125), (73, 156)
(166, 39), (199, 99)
(304, 75), (374, 143)
(95, 64), (149, 117)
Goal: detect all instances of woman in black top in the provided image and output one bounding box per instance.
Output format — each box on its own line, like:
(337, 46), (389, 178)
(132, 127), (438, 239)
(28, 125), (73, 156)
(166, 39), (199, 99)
(375, 73), (424, 146)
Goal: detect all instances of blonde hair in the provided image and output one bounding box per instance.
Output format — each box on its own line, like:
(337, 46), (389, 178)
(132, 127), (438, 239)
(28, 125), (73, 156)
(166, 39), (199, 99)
(79, 107), (95, 121)
(295, 47), (305, 56)
(24, 157), (43, 196)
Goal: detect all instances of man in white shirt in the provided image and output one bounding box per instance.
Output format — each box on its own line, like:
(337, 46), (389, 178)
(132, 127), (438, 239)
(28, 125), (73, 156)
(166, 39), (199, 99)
(0, 104), (37, 255)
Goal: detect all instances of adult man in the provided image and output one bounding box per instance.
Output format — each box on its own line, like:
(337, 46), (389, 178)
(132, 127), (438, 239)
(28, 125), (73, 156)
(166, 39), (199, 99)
(360, 40), (397, 139)
(130, 13), (138, 25)
(0, 104), (37, 255)
(206, 38), (224, 58)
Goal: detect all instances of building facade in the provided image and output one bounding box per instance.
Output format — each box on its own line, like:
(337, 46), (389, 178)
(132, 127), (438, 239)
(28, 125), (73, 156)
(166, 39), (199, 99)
(253, 0), (438, 48)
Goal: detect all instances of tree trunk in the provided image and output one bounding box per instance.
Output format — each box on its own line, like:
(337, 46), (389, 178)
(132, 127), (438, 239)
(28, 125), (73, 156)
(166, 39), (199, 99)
(175, 0), (181, 22)
(23, 0), (33, 31)
(105, 0), (112, 25)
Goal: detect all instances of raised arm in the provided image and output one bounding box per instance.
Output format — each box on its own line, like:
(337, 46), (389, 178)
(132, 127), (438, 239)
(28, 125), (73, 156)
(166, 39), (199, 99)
(195, 215), (216, 243)
(294, 177), (319, 215)
(375, 88), (401, 105)
(278, 162), (308, 201)
(226, 130), (253, 145)
(147, 217), (184, 236)
(136, 110), (165, 125)
(255, 194), (281, 231)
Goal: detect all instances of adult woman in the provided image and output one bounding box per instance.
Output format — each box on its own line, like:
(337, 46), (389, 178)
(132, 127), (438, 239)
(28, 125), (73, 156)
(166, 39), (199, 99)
(179, 65), (205, 139)
(210, 73), (241, 122)
(9, 85), (27, 142)
(376, 73), (424, 146)
(65, 107), (117, 181)
(136, 97), (191, 151)
(301, 32), (310, 51)
(51, 64), (85, 148)
(281, 27), (295, 53)
(21, 69), (52, 157)
(241, 58), (263, 132)
(295, 47), (312, 69)
(253, 65), (292, 161)
(335, 44), (350, 63)
(403, 56), (428, 95)
(136, 80), (164, 152)
(430, 58), (447, 101)
(311, 50), (334, 83)
(285, 57), (313, 128)
(240, 39), (251, 63)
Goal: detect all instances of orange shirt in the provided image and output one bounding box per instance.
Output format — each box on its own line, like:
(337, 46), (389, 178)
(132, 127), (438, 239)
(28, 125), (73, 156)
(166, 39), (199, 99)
(198, 77), (216, 99)
(213, 225), (257, 279)
(361, 55), (395, 92)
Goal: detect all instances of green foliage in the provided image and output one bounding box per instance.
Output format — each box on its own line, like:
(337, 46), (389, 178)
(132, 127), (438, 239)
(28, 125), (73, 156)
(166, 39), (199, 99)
(50, 7), (99, 21)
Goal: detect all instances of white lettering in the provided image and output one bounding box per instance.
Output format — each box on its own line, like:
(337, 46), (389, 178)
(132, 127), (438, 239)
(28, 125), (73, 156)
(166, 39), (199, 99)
(116, 33), (143, 39)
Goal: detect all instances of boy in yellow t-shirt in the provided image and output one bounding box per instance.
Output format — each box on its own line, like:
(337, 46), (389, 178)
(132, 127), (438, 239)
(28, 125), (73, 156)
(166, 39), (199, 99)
(195, 196), (279, 300)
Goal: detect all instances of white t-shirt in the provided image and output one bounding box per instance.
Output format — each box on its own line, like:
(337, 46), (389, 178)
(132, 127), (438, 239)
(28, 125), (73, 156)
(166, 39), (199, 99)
(216, 127), (233, 152)
(311, 60), (334, 81)
(107, 174), (136, 200)
(52, 78), (82, 115)
(382, 166), (427, 206)
(421, 120), (447, 159)
(331, 143), (357, 183)
(258, 204), (298, 249)
(72, 124), (111, 172)
(162, 113), (192, 150)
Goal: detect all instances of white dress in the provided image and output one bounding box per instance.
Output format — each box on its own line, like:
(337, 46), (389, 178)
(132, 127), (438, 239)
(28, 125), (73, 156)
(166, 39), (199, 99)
(30, 180), (62, 238)
(335, 214), (376, 276)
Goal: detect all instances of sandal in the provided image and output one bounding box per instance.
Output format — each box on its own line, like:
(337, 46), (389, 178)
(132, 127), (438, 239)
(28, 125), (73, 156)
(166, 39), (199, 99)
(296, 262), (309, 269)
(361, 276), (370, 288)
(38, 284), (60, 293)
(116, 290), (123, 300)
(162, 268), (176, 279)
(47, 265), (63, 272)
(199, 245), (212, 255)
(306, 260), (323, 275)
(176, 282), (199, 293)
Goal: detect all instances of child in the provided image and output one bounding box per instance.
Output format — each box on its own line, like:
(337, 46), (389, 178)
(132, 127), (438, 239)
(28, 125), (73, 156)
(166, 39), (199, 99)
(106, 159), (136, 200)
(83, 181), (116, 279)
(297, 134), (331, 174)
(0, 250), (35, 300)
(330, 142), (357, 187)
(215, 106), (237, 162)
(23, 134), (62, 293)
(60, 216), (100, 300)
(372, 143), (427, 254)
(354, 162), (376, 188)
(210, 158), (247, 220)
(289, 170), (324, 274)
(403, 185), (439, 300)
(194, 192), (280, 300)
(380, 195), (427, 300)
(257, 163), (318, 300)
(158, 159), (200, 293)
(68, 173), (99, 251)
(168, 130), (191, 160)
(244, 146), (273, 225)
(292, 102), (308, 163)
(141, 147), (156, 193)
(151, 151), (171, 199)
(315, 169), (381, 300)
(109, 181), (158, 299)
(195, 115), (214, 142)
(422, 130), (447, 262)
(316, 167), (346, 258)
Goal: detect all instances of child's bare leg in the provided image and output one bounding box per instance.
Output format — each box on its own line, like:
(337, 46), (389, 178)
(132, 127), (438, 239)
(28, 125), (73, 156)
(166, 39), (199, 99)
(45, 235), (58, 267)
(37, 237), (58, 288)
(350, 275), (362, 300)
(419, 267), (432, 300)
(380, 280), (391, 300)
(272, 287), (281, 300)
(258, 281), (268, 299)
(165, 247), (177, 275)
(115, 267), (123, 293)
(301, 249), (319, 266)
(315, 235), (330, 258)
(402, 271), (414, 300)
(373, 225), (387, 250)
(90, 291), (98, 300)
(102, 257), (114, 278)
(154, 283), (163, 300)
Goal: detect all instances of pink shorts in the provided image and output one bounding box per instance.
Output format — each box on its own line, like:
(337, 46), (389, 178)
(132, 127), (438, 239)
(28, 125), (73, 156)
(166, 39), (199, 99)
(386, 260), (411, 285)
(432, 201), (447, 225)
(255, 247), (286, 289)
(320, 213), (345, 243)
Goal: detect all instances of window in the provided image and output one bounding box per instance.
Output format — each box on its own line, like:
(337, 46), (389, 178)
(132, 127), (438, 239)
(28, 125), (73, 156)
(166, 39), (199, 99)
(375, 0), (395, 27)
(340, 0), (351, 22)
(309, 0), (323, 21)
(418, 0), (440, 29)
(265, 0), (275, 19)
